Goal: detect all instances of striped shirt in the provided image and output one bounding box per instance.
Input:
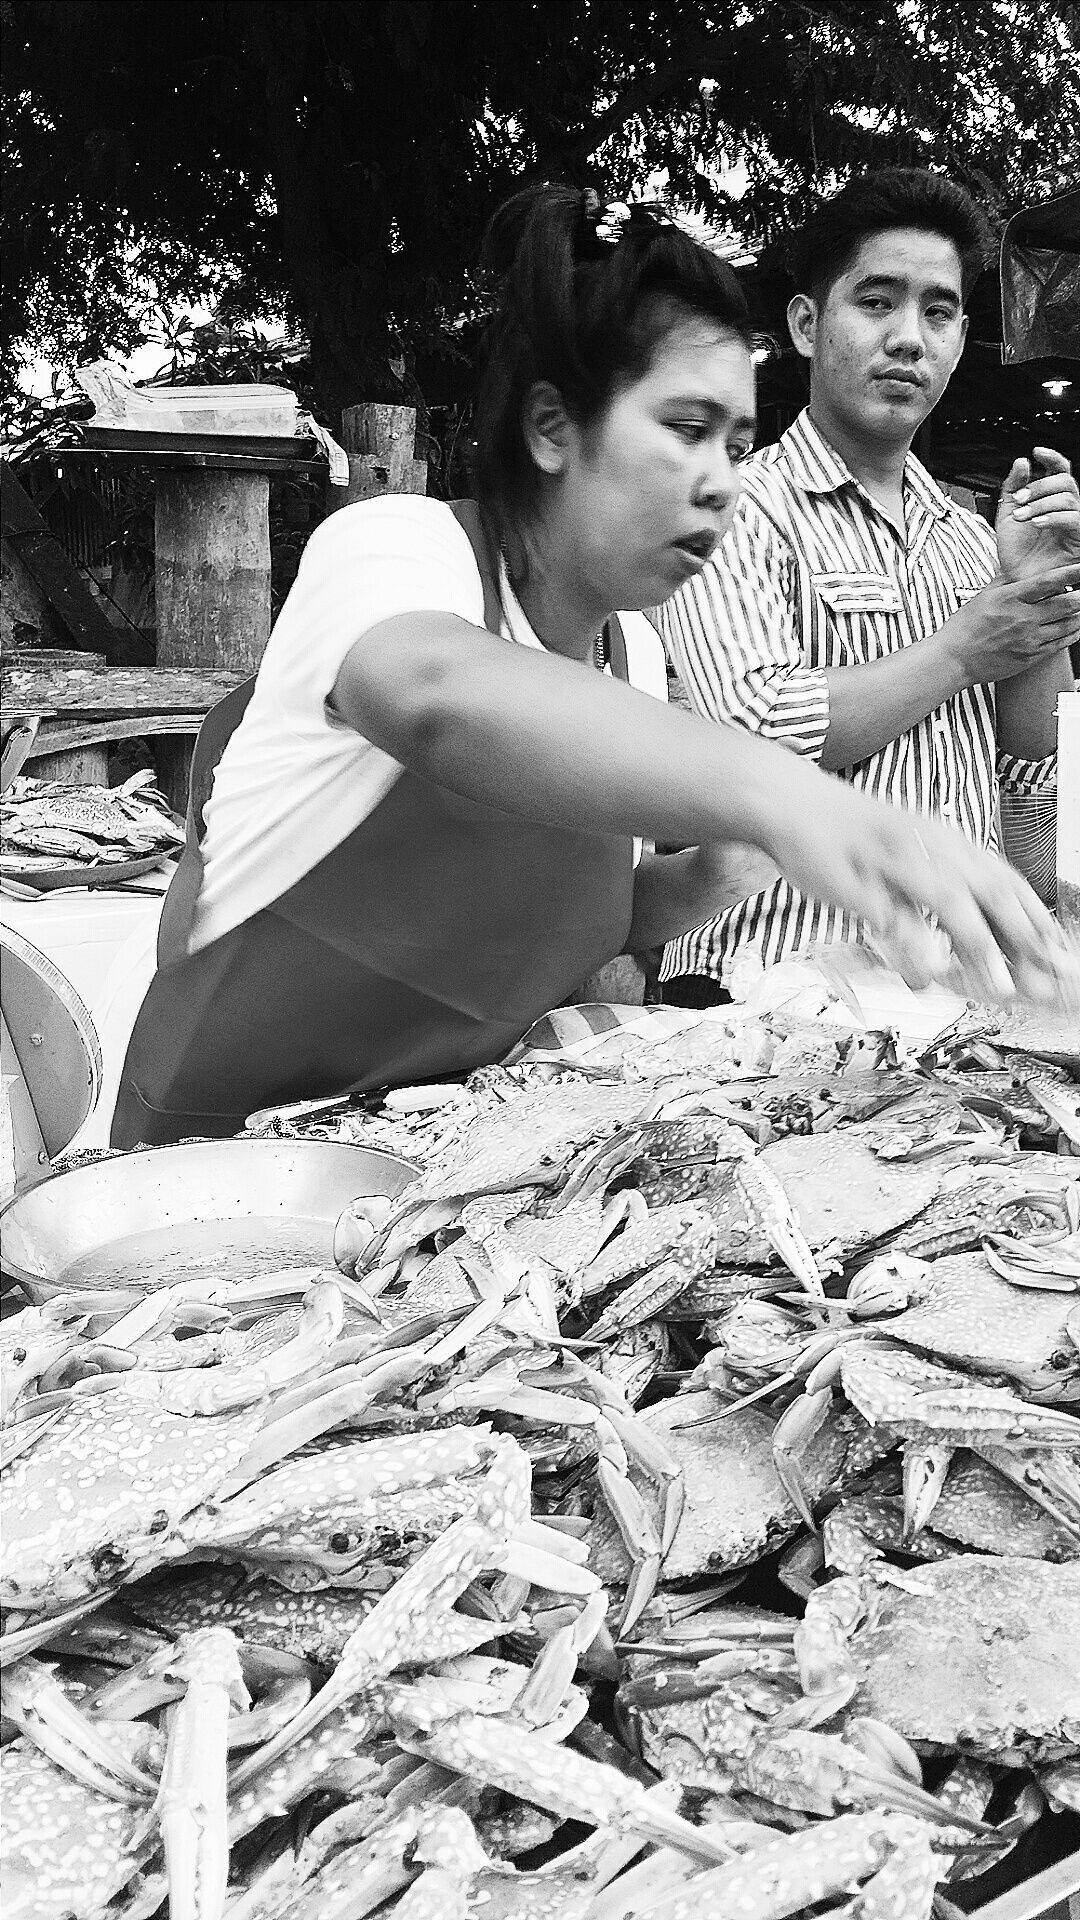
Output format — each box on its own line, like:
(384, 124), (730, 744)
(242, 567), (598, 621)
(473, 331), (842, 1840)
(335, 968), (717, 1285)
(661, 410), (1057, 984)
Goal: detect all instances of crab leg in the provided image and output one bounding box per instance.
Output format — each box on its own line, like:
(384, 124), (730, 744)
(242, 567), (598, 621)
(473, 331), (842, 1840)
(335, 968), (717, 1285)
(585, 1257), (698, 1341)
(618, 1812), (934, 1920)
(0, 1590), (114, 1668)
(228, 1437), (530, 1792)
(206, 1424), (503, 1547)
(1, 1656), (159, 1801)
(211, 1336), (467, 1497)
(388, 1691), (738, 1865)
(142, 1627), (249, 1920)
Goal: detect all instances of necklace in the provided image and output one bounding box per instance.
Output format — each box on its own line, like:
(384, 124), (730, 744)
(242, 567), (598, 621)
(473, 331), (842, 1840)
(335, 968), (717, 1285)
(500, 554), (607, 669)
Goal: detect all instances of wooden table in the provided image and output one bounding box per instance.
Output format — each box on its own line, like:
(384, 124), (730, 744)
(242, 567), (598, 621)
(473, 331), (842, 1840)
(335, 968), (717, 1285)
(32, 446), (324, 806)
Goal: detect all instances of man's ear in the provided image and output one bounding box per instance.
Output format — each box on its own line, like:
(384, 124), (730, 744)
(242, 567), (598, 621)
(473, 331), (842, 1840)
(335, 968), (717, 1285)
(950, 310), (969, 372)
(787, 293), (817, 362)
(522, 382), (575, 475)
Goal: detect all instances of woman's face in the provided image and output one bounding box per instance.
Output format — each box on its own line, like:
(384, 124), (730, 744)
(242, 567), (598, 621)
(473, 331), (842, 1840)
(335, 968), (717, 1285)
(557, 318), (757, 612)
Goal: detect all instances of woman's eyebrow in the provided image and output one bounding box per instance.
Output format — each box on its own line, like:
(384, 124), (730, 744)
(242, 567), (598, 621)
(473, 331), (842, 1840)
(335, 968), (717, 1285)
(665, 395), (758, 432)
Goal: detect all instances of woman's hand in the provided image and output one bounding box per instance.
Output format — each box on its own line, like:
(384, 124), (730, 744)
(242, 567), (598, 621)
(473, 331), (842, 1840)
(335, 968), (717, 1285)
(757, 768), (1079, 1010)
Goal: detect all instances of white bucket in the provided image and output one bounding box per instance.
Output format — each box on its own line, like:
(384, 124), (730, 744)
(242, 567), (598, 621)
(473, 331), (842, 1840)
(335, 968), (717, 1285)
(1058, 688), (1080, 938)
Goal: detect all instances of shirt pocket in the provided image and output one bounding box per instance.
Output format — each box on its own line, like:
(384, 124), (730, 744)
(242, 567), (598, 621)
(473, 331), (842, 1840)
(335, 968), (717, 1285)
(808, 571), (905, 667)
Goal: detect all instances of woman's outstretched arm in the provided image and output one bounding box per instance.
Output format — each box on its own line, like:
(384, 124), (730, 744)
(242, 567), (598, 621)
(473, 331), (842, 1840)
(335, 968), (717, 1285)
(331, 611), (1078, 1007)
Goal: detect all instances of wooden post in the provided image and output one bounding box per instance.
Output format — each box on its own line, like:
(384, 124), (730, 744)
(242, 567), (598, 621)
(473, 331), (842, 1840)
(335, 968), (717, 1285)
(154, 470), (271, 806)
(327, 404), (427, 511)
(155, 472), (271, 672)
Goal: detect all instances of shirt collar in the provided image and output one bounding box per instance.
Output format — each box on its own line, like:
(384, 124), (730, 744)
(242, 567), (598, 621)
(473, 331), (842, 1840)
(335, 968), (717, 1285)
(780, 409), (952, 521)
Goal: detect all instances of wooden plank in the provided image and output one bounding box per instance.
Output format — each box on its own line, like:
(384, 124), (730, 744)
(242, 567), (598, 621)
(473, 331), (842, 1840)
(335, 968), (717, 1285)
(1, 462), (154, 667)
(2, 665), (245, 718)
(30, 745), (110, 786)
(59, 446), (323, 474)
(25, 714), (206, 757)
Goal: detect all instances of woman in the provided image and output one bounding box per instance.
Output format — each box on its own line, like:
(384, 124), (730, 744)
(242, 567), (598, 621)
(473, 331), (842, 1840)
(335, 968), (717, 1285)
(112, 187), (1076, 1147)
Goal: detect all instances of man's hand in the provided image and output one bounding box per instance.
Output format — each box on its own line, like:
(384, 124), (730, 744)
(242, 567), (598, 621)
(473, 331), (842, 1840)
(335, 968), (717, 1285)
(937, 560), (1080, 688)
(996, 447), (1080, 581)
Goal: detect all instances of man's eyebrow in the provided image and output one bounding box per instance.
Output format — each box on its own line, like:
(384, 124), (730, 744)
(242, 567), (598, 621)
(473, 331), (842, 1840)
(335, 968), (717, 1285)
(851, 273), (961, 307)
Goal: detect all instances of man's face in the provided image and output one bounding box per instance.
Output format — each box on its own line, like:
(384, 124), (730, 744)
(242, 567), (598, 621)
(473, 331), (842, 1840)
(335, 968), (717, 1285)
(791, 227), (968, 447)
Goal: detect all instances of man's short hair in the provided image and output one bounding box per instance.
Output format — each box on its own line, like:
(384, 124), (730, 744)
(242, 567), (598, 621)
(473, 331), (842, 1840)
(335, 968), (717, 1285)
(792, 168), (993, 305)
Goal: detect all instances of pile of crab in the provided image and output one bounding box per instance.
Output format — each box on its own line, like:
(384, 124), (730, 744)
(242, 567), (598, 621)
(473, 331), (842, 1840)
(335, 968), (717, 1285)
(2, 998), (1078, 1918)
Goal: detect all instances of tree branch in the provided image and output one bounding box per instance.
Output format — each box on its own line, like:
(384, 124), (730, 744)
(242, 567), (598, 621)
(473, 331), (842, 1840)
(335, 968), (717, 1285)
(533, 31), (726, 178)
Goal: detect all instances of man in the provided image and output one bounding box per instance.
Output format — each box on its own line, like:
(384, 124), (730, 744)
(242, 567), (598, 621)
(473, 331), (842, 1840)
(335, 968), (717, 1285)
(660, 168), (1080, 1004)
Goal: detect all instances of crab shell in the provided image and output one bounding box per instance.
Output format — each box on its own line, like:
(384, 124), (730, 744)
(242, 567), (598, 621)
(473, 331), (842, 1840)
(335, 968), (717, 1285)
(832, 1452), (1080, 1563)
(971, 1002), (1080, 1073)
(589, 1389), (888, 1584)
(689, 1126), (943, 1271)
(855, 1251), (1080, 1400)
(847, 1555), (1080, 1765)
(1, 1395), (267, 1617)
(125, 1564), (381, 1666)
(0, 1736), (149, 1920)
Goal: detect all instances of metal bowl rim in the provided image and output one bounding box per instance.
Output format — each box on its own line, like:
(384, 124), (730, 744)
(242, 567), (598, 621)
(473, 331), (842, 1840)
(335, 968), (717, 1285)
(0, 1135), (418, 1299)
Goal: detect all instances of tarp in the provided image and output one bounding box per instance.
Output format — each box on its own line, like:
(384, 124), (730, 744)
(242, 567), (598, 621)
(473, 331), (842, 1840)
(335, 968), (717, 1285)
(1000, 188), (1080, 363)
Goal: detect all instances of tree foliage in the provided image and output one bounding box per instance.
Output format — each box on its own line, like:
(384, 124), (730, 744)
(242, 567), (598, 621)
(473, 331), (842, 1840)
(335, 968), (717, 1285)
(3, 0), (1076, 420)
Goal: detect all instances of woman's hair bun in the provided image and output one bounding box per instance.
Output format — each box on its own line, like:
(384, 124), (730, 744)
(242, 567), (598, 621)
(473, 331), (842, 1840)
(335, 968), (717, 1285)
(473, 180), (753, 540)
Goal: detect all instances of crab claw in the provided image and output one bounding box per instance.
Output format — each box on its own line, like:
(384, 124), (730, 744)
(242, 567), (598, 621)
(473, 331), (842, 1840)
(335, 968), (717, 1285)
(511, 1592), (609, 1728)
(793, 1573), (869, 1696)
(734, 1157), (827, 1304)
(850, 1820), (937, 1920)
(772, 1385), (834, 1533)
(902, 1443), (952, 1541)
(601, 1403), (685, 1557)
(738, 1727), (994, 1831)
(595, 1456), (662, 1636)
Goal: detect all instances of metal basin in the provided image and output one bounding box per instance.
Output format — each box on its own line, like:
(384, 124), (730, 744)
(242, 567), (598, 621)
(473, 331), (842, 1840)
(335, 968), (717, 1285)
(0, 1138), (417, 1304)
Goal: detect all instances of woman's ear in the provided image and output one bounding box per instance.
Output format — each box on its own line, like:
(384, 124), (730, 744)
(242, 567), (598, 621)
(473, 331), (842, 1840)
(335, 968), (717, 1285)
(787, 293), (817, 362)
(522, 381), (575, 475)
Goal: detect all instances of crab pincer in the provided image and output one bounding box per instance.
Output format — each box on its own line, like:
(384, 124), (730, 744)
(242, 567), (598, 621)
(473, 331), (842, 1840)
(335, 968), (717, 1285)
(736, 1725), (994, 1831)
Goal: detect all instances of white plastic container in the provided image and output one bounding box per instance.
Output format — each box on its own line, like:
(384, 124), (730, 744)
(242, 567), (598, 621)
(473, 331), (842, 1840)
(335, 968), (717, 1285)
(1058, 688), (1080, 938)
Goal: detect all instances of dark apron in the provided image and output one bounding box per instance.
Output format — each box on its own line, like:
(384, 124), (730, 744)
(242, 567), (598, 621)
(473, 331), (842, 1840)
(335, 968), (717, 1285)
(111, 502), (634, 1146)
